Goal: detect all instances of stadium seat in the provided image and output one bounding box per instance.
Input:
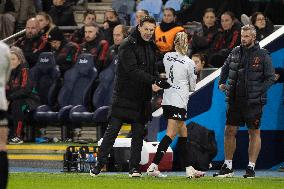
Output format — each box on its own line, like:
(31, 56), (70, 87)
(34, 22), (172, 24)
(136, 0), (163, 21)
(164, 0), (182, 11)
(69, 57), (118, 139)
(112, 0), (135, 25)
(34, 53), (97, 139)
(30, 52), (61, 106)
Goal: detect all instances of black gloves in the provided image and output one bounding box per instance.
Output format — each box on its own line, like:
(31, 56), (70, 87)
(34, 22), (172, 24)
(155, 78), (171, 89)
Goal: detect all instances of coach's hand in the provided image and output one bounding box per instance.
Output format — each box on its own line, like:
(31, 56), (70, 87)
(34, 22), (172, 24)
(155, 79), (171, 89)
(152, 84), (161, 92)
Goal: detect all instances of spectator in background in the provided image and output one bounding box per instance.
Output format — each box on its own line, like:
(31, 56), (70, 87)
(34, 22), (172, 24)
(0, 0), (16, 39)
(251, 12), (274, 41)
(104, 24), (128, 70)
(79, 22), (109, 73)
(35, 12), (54, 54)
(36, 12), (56, 39)
(208, 11), (241, 68)
(134, 9), (149, 26)
(14, 18), (50, 68)
(49, 0), (76, 26)
(102, 9), (121, 45)
(48, 27), (79, 75)
(7, 47), (40, 144)
(129, 9), (149, 33)
(71, 9), (97, 44)
(192, 53), (206, 82)
(12, 0), (36, 31)
(155, 8), (184, 58)
(0, 41), (11, 189)
(189, 8), (218, 56)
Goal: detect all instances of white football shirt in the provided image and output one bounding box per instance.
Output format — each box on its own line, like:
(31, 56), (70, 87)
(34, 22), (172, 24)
(162, 52), (196, 110)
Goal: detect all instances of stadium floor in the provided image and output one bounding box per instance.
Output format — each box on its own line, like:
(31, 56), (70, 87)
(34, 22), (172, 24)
(9, 167), (284, 177)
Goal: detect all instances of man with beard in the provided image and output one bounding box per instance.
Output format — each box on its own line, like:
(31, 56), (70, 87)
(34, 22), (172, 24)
(71, 9), (98, 44)
(79, 22), (109, 73)
(14, 18), (49, 68)
(48, 27), (79, 75)
(214, 25), (275, 178)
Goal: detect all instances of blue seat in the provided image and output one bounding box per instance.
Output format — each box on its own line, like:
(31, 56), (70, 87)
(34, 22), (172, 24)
(34, 53), (97, 139)
(69, 57), (118, 140)
(137, 0), (162, 21)
(30, 52), (61, 106)
(112, 0), (135, 25)
(164, 0), (182, 11)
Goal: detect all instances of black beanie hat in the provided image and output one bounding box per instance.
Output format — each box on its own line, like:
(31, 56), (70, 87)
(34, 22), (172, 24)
(48, 27), (65, 41)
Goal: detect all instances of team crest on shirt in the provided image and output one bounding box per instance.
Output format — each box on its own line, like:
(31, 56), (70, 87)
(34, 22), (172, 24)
(252, 57), (260, 68)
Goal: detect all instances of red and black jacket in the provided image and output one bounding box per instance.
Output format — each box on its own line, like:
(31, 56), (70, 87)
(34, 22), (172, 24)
(211, 23), (241, 52)
(79, 37), (109, 73)
(14, 35), (50, 68)
(6, 63), (35, 102)
(54, 40), (80, 75)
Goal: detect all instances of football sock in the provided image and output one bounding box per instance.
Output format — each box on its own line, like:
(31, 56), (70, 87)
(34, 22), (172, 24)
(153, 135), (172, 165)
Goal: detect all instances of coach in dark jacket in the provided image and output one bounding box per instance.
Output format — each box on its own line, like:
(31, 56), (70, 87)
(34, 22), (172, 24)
(90, 16), (161, 178)
(215, 25), (275, 178)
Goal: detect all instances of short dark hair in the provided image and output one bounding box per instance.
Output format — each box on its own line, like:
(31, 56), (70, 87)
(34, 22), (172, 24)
(203, 8), (216, 17)
(251, 12), (266, 25)
(222, 11), (235, 20)
(83, 9), (96, 20)
(139, 9), (149, 16)
(139, 16), (156, 27)
(163, 7), (176, 16)
(105, 9), (118, 17)
(192, 53), (206, 64)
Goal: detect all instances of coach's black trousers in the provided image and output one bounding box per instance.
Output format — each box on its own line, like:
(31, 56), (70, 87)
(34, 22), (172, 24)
(97, 117), (145, 170)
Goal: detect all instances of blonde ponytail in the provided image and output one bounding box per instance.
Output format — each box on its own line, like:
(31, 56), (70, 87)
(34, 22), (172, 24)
(174, 32), (188, 56)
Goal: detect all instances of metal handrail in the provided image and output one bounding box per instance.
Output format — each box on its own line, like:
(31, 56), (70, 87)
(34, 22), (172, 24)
(1, 25), (81, 44)
(1, 29), (26, 43)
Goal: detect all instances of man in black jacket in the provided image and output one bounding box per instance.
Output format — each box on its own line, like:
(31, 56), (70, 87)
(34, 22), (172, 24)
(90, 16), (162, 178)
(48, 27), (79, 75)
(14, 18), (50, 68)
(214, 25), (275, 178)
(79, 22), (109, 73)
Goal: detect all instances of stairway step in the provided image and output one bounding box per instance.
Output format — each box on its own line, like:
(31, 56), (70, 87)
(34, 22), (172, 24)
(7, 145), (67, 151)
(101, 0), (112, 3)
(8, 154), (63, 161)
(10, 160), (62, 169)
(75, 10), (105, 25)
(80, 130), (97, 134)
(88, 3), (112, 11)
(81, 127), (98, 131)
(8, 150), (65, 154)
